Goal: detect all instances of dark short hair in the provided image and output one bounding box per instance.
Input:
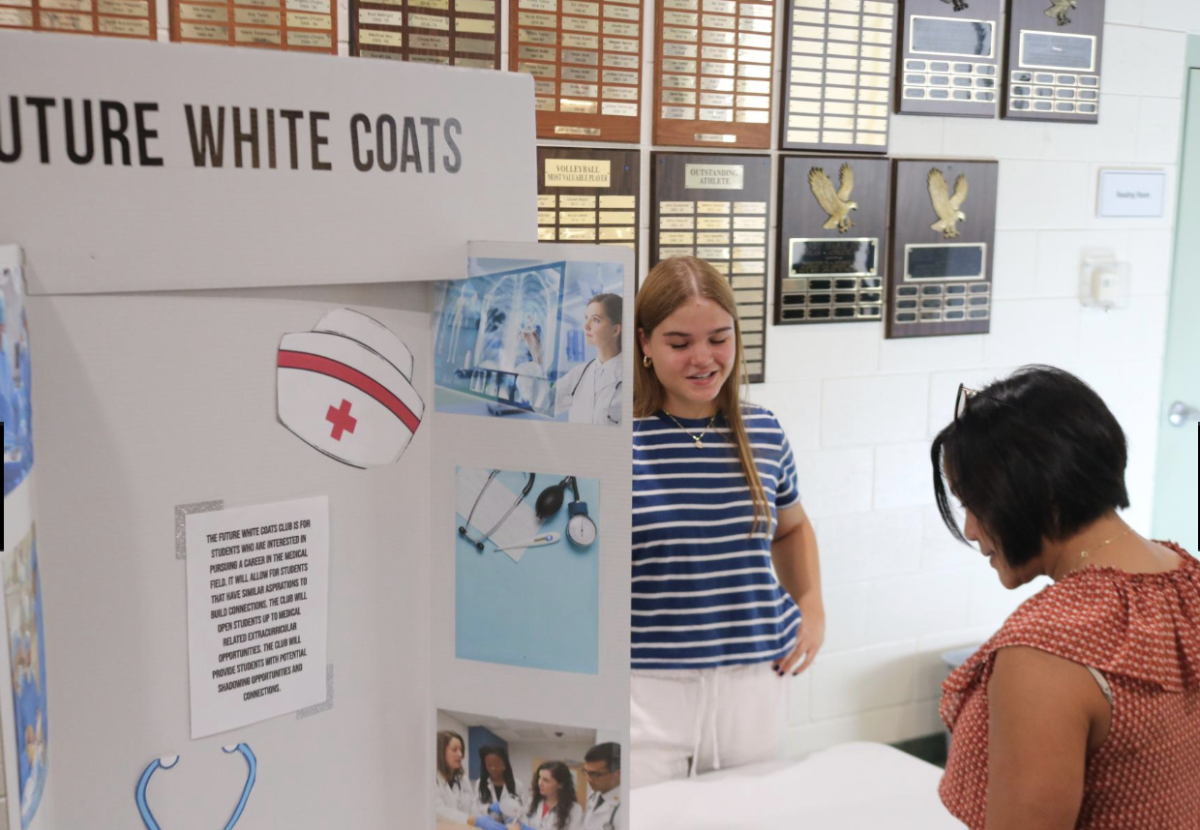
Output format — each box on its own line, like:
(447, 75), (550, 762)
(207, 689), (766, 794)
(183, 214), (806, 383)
(931, 365), (1130, 568)
(584, 742), (621, 772)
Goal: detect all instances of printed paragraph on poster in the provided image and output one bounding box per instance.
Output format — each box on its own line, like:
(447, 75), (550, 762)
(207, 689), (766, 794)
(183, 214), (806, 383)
(186, 496), (329, 738)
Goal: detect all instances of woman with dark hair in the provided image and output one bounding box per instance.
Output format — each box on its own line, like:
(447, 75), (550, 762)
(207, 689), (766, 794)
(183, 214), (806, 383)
(510, 761), (583, 830)
(931, 365), (1199, 830)
(436, 730), (482, 826)
(629, 257), (825, 788)
(475, 746), (527, 824)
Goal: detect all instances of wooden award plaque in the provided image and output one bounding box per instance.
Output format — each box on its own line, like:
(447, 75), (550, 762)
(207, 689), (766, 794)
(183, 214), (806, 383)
(651, 152), (771, 381)
(651, 0), (777, 149)
(897, 0), (1001, 118)
(170, 0), (336, 52)
(887, 158), (998, 339)
(780, 0), (898, 153)
(537, 147), (641, 279)
(508, 0), (645, 142)
(776, 155), (890, 325)
(352, 0), (500, 67)
(1003, 0), (1105, 123)
(1, 0), (156, 37)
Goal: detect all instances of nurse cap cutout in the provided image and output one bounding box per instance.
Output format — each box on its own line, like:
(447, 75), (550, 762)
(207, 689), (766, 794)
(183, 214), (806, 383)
(277, 309), (424, 468)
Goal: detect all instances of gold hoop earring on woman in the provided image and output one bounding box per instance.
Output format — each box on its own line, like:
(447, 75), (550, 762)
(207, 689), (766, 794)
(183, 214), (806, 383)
(642, 355), (652, 368)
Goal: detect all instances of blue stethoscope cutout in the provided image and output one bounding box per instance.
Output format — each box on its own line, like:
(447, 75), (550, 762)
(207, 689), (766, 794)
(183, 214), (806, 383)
(136, 744), (257, 830)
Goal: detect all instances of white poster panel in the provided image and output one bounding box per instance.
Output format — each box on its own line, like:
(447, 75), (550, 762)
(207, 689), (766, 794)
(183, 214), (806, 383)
(0, 32), (537, 295)
(185, 496), (330, 739)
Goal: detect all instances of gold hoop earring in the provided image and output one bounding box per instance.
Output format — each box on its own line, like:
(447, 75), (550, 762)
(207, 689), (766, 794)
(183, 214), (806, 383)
(642, 355), (652, 368)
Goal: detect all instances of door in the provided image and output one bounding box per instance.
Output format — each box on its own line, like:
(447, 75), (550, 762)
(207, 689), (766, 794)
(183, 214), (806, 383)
(1153, 65), (1200, 553)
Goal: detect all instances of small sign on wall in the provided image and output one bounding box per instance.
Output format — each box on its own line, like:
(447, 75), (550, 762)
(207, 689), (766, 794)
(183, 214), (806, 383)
(1096, 169), (1168, 218)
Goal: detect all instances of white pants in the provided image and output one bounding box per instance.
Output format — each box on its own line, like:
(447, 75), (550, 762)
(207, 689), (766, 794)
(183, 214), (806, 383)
(630, 661), (791, 790)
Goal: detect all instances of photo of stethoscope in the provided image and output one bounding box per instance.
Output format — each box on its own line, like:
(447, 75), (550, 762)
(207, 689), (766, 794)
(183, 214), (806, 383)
(136, 743), (257, 830)
(458, 470), (596, 551)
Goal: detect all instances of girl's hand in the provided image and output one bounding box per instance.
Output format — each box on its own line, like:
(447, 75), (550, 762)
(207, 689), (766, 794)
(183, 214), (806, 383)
(774, 595), (825, 676)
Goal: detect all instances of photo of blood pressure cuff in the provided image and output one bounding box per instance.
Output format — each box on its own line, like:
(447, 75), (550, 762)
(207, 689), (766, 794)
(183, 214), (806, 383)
(277, 308), (425, 468)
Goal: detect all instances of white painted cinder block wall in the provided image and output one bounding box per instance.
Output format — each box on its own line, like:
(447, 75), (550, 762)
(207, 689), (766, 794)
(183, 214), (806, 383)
(145, 0), (1197, 754)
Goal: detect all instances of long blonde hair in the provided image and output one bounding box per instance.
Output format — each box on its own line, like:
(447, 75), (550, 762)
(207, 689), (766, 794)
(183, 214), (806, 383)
(634, 257), (769, 531)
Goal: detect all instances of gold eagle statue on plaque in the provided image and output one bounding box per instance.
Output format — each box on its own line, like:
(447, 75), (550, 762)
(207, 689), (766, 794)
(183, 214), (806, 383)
(1046, 0), (1077, 26)
(808, 164), (858, 234)
(928, 169), (968, 239)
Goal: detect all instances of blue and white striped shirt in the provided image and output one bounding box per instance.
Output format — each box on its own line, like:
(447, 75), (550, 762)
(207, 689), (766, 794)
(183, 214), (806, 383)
(632, 406), (802, 670)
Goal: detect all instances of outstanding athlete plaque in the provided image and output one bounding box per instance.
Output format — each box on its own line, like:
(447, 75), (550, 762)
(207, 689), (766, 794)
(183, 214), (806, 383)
(352, 0), (500, 67)
(509, 0), (644, 142)
(776, 155), (890, 324)
(652, 0), (777, 149)
(1, 0), (155, 37)
(171, 0), (336, 51)
(651, 152), (771, 381)
(1003, 0), (1104, 123)
(781, 0), (897, 153)
(887, 158), (998, 339)
(897, 0), (1001, 118)
(537, 147), (641, 277)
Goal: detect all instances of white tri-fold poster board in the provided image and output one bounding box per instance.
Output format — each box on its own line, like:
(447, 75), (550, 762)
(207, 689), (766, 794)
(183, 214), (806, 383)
(0, 32), (632, 830)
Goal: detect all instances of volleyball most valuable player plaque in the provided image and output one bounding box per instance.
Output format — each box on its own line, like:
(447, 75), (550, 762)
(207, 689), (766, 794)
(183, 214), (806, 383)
(651, 152), (770, 380)
(1003, 0), (1104, 123)
(780, 0), (898, 153)
(652, 0), (777, 149)
(887, 157), (998, 339)
(897, 0), (1001, 118)
(776, 155), (890, 324)
(510, 0), (645, 141)
(171, 0), (336, 51)
(352, 0), (501, 67)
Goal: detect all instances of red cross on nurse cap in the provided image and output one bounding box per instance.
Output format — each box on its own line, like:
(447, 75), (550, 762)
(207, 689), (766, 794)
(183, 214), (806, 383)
(276, 308), (424, 469)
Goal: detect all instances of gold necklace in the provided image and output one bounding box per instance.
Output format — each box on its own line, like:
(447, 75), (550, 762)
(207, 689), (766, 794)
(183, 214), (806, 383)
(663, 410), (718, 449)
(1079, 527), (1134, 559)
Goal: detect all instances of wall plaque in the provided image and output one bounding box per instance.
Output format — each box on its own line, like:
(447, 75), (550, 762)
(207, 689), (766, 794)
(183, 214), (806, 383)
(780, 0), (897, 153)
(1003, 0), (1104, 123)
(776, 154), (890, 324)
(171, 0), (336, 52)
(352, 0), (500, 68)
(651, 151), (770, 381)
(537, 147), (640, 278)
(1, 0), (155, 37)
(652, 0), (777, 149)
(509, 0), (645, 141)
(897, 0), (1000, 118)
(887, 157), (998, 338)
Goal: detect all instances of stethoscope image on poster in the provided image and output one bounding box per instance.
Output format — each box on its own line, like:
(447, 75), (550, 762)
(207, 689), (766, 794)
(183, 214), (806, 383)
(433, 255), (624, 426)
(136, 744), (257, 829)
(454, 467), (600, 675)
(435, 708), (621, 830)
(277, 308), (425, 468)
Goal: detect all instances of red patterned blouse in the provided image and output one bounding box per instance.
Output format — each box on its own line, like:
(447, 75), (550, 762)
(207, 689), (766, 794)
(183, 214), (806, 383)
(940, 542), (1200, 829)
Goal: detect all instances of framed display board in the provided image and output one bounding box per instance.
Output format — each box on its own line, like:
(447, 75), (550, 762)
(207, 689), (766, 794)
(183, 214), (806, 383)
(651, 0), (777, 149)
(170, 0), (336, 52)
(897, 0), (1000, 118)
(536, 147), (641, 278)
(887, 157), (998, 338)
(776, 155), (890, 324)
(780, 0), (897, 153)
(0, 0), (155, 37)
(351, 0), (501, 67)
(1002, 0), (1104, 123)
(650, 152), (770, 381)
(509, 0), (644, 142)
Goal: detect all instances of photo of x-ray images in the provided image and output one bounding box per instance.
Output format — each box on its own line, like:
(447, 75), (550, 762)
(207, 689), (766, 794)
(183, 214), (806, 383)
(455, 466), (599, 675)
(436, 709), (616, 830)
(433, 257), (624, 426)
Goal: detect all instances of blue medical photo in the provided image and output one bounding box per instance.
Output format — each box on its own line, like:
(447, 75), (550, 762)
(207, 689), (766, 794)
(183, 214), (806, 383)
(434, 257), (625, 426)
(455, 466), (600, 674)
(4, 524), (49, 828)
(2, 263), (34, 498)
